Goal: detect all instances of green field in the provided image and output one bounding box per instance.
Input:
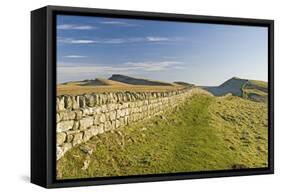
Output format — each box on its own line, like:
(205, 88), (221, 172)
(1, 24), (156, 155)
(57, 94), (268, 179)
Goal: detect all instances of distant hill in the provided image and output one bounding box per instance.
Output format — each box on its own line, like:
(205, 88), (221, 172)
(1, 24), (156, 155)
(242, 80), (268, 103)
(173, 81), (195, 87)
(80, 79), (107, 86)
(203, 77), (268, 102)
(203, 77), (248, 96)
(57, 75), (185, 95)
(61, 78), (131, 87)
(80, 78), (131, 86)
(109, 74), (173, 86)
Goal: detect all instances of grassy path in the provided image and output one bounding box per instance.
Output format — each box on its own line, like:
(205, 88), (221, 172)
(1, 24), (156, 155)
(57, 94), (267, 179)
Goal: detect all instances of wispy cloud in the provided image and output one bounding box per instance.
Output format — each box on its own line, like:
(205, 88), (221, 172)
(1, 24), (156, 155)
(63, 55), (87, 58)
(57, 60), (186, 83)
(58, 60), (185, 74)
(57, 24), (97, 30)
(58, 38), (98, 44)
(58, 36), (183, 44)
(125, 61), (184, 71)
(100, 20), (138, 27)
(146, 36), (170, 42)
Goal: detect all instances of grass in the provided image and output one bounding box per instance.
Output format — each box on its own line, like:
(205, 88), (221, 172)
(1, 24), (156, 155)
(248, 80), (268, 88)
(57, 94), (268, 179)
(242, 80), (268, 102)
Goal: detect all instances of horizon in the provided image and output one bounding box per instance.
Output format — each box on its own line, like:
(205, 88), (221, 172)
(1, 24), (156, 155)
(57, 15), (268, 86)
(57, 74), (268, 87)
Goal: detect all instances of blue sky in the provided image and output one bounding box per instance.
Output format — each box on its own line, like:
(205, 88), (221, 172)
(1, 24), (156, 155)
(57, 15), (268, 86)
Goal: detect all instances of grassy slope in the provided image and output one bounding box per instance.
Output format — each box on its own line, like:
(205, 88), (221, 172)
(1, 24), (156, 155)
(203, 78), (268, 103)
(242, 80), (268, 103)
(57, 94), (268, 179)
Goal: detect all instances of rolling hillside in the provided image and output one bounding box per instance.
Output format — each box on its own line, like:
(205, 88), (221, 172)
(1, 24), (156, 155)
(57, 75), (185, 95)
(58, 75), (268, 102)
(173, 81), (195, 87)
(242, 80), (268, 102)
(203, 77), (268, 102)
(80, 78), (131, 86)
(203, 77), (248, 96)
(57, 93), (267, 179)
(109, 74), (174, 86)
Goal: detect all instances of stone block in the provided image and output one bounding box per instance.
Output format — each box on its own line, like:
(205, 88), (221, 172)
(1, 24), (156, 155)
(83, 126), (99, 141)
(79, 117), (93, 130)
(66, 134), (74, 143)
(98, 124), (104, 134)
(73, 132), (83, 146)
(57, 132), (66, 145)
(120, 109), (126, 117)
(57, 120), (74, 132)
(104, 121), (113, 132)
(57, 143), (72, 160)
(72, 96), (80, 110)
(60, 111), (76, 121)
(56, 113), (61, 123)
(116, 119), (120, 128)
(93, 114), (100, 125)
(85, 94), (96, 107)
(109, 111), (116, 121)
(116, 109), (121, 118)
(57, 97), (65, 111)
(64, 96), (73, 110)
(75, 110), (83, 120)
(72, 121), (80, 130)
(99, 114), (106, 123)
(79, 96), (86, 108)
(107, 103), (116, 111)
(93, 106), (101, 115)
(101, 105), (108, 113)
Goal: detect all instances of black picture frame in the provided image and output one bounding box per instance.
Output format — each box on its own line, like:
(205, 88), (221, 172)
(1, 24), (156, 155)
(31, 5), (274, 188)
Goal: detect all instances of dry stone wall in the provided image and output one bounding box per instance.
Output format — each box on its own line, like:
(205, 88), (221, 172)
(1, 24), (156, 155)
(56, 88), (209, 160)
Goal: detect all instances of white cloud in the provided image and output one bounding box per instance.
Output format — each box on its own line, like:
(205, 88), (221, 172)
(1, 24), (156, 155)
(71, 40), (97, 44)
(57, 24), (96, 30)
(58, 36), (182, 45)
(100, 21), (127, 25)
(99, 21), (138, 27)
(57, 60), (186, 83)
(58, 38), (97, 44)
(63, 55), (87, 58)
(58, 60), (185, 74)
(125, 61), (184, 71)
(146, 36), (170, 42)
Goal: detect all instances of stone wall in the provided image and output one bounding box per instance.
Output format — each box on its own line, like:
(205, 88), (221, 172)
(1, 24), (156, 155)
(56, 88), (209, 160)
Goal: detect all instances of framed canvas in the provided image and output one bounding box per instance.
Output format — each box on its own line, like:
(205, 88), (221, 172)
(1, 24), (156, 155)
(31, 5), (274, 188)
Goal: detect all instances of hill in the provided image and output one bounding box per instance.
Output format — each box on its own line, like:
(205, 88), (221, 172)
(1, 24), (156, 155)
(203, 77), (248, 96)
(203, 77), (268, 102)
(57, 94), (267, 179)
(109, 74), (174, 86)
(242, 80), (268, 103)
(79, 78), (131, 86)
(62, 78), (130, 86)
(57, 75), (185, 95)
(57, 83), (184, 96)
(173, 81), (195, 87)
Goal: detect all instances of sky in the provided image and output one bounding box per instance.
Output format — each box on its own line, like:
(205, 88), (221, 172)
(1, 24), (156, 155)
(57, 15), (268, 86)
